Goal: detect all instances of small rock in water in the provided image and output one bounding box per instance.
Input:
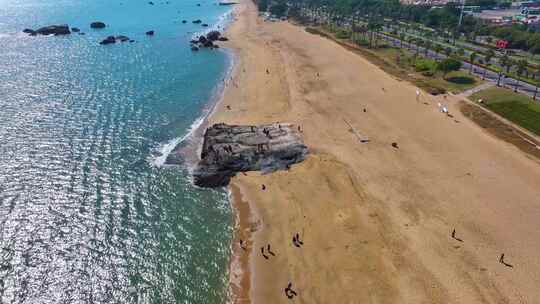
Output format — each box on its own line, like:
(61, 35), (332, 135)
(192, 19), (202, 24)
(145, 30), (155, 36)
(206, 30), (221, 41)
(202, 23), (209, 27)
(71, 27), (80, 32)
(202, 40), (214, 48)
(90, 21), (106, 29)
(99, 36), (116, 45)
(198, 35), (208, 43)
(116, 35), (130, 42)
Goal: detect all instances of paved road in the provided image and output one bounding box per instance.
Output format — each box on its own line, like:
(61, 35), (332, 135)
(377, 32), (540, 100)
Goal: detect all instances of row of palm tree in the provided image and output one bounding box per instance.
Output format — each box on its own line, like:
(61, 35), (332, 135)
(289, 0), (538, 96)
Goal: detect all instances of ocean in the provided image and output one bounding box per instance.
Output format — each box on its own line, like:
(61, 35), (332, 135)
(0, 0), (234, 303)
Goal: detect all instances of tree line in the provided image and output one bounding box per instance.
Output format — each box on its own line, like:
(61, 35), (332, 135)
(261, 0), (540, 54)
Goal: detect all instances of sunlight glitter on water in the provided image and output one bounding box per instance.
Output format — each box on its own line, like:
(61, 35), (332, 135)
(0, 0), (234, 303)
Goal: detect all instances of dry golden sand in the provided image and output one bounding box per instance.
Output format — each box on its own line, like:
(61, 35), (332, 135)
(213, 1), (540, 303)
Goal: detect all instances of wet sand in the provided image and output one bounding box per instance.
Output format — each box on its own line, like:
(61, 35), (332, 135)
(215, 1), (540, 303)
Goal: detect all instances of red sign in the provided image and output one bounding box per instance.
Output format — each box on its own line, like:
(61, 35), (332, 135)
(496, 39), (509, 49)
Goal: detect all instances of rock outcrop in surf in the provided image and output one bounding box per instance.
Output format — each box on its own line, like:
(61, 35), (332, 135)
(90, 22), (106, 29)
(24, 24), (71, 36)
(193, 123), (308, 187)
(190, 31), (228, 50)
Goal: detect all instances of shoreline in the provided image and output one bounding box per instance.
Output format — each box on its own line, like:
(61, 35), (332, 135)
(159, 6), (237, 169)
(212, 0), (540, 303)
(227, 182), (257, 304)
(214, 2), (256, 303)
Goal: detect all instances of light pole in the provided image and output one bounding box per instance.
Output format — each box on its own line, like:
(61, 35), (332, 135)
(458, 0), (466, 28)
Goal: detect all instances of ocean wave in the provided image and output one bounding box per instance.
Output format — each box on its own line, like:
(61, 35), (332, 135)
(152, 45), (236, 170)
(191, 6), (235, 40)
(152, 115), (205, 167)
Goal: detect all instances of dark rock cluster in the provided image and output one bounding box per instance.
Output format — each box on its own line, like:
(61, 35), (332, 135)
(193, 123), (308, 187)
(90, 21), (106, 29)
(99, 35), (132, 45)
(23, 24), (71, 36)
(190, 30), (229, 50)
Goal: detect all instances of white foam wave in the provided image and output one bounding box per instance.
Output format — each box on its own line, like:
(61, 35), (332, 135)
(152, 115), (205, 167)
(153, 26), (237, 169)
(191, 6), (235, 40)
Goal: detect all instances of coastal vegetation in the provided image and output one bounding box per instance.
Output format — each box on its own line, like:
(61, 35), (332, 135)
(255, 0), (540, 87)
(304, 25), (479, 94)
(471, 87), (540, 135)
(284, 0), (540, 54)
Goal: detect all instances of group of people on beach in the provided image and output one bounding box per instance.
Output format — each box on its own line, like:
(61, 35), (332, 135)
(260, 244), (275, 260)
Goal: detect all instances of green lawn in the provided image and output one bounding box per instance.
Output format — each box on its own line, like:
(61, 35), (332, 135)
(470, 87), (540, 136)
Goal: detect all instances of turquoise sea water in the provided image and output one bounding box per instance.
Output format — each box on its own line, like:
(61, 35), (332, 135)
(0, 0), (234, 303)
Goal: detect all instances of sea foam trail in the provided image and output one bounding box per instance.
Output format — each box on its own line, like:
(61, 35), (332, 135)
(192, 9), (235, 40)
(153, 47), (236, 169)
(153, 115), (205, 167)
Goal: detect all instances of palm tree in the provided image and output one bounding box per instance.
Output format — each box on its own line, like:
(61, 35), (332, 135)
(434, 44), (443, 55)
(367, 21), (382, 48)
(444, 47), (452, 57)
(514, 59), (528, 92)
(469, 52), (477, 74)
(500, 55), (511, 73)
(424, 40), (431, 57)
(416, 39), (424, 56)
(407, 36), (415, 51)
(517, 59), (528, 78)
(399, 32), (405, 49)
(484, 50), (495, 66)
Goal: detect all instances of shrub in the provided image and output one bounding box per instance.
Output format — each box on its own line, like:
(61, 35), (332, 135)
(427, 86), (446, 95)
(415, 58), (437, 72)
(422, 70), (434, 76)
(335, 30), (351, 39)
(445, 75), (475, 84)
(437, 58), (462, 76)
(355, 39), (369, 47)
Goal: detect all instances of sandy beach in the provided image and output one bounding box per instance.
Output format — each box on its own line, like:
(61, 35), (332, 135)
(214, 1), (540, 303)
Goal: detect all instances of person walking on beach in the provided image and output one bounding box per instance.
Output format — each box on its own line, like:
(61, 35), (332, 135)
(416, 89), (421, 102)
(285, 282), (298, 299)
(267, 244), (275, 256)
(293, 233), (303, 247)
(260, 246), (269, 259)
(240, 239), (247, 251)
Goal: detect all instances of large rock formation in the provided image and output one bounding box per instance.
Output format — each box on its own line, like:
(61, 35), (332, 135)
(193, 123), (308, 187)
